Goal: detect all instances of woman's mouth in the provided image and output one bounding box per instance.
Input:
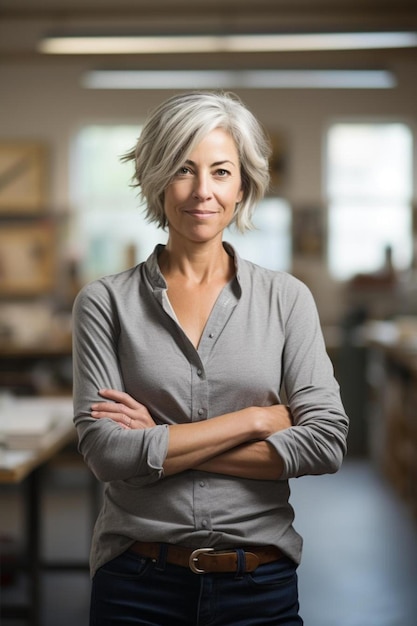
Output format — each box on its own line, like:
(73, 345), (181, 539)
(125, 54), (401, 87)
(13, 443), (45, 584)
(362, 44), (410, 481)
(184, 209), (217, 219)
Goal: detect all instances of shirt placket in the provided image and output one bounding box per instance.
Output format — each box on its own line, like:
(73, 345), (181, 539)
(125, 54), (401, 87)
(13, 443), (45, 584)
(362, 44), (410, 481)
(190, 285), (240, 536)
(191, 357), (212, 532)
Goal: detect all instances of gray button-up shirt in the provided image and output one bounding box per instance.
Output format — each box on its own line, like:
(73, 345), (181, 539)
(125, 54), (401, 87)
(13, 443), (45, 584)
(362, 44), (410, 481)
(72, 243), (348, 577)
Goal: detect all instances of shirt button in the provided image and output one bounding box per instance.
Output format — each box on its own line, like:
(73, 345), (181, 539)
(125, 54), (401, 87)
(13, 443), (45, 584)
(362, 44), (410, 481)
(209, 333), (214, 338)
(202, 520), (208, 527)
(198, 408), (204, 416)
(197, 369), (203, 377)
(199, 481), (205, 487)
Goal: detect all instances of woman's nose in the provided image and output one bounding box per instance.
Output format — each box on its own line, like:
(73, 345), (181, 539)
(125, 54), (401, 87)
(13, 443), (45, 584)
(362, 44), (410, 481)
(192, 173), (212, 201)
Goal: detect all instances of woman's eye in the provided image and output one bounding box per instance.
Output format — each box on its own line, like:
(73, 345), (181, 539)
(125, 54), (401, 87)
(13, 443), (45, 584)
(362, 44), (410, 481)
(176, 166), (191, 176)
(216, 169), (230, 177)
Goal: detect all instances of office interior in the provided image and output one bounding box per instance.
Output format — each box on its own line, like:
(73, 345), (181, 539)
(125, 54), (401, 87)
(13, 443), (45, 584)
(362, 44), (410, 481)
(0, 1), (416, 624)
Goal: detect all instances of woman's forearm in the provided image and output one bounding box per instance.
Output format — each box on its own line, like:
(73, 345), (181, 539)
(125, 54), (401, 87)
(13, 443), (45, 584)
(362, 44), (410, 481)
(194, 441), (284, 480)
(163, 407), (261, 475)
(163, 404), (291, 477)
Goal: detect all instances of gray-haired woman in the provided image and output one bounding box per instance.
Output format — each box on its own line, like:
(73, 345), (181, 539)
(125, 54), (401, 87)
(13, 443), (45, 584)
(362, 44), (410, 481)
(72, 91), (348, 625)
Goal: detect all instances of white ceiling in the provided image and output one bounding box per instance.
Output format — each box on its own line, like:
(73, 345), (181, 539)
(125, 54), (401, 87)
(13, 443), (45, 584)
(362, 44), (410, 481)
(1, 0), (416, 70)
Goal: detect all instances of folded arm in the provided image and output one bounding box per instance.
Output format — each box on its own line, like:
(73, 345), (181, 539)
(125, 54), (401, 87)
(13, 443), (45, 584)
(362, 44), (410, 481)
(195, 441), (283, 480)
(91, 388), (291, 480)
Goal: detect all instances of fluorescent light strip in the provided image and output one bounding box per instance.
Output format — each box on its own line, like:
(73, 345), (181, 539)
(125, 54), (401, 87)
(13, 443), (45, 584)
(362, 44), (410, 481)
(39, 32), (417, 54)
(82, 70), (396, 89)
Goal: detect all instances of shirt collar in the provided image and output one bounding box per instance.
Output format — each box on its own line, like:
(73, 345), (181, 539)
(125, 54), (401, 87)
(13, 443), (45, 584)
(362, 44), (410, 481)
(144, 241), (243, 296)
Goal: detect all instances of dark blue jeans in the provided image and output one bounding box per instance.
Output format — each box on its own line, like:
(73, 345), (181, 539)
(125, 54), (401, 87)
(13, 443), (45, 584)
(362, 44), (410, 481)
(90, 548), (303, 625)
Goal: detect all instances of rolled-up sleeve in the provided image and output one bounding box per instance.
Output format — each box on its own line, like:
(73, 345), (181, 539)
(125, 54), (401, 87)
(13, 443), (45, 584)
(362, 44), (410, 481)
(72, 281), (169, 484)
(268, 281), (349, 479)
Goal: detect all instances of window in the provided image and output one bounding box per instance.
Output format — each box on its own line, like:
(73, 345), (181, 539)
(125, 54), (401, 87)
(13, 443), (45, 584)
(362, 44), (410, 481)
(326, 122), (413, 280)
(70, 124), (165, 282)
(71, 125), (291, 282)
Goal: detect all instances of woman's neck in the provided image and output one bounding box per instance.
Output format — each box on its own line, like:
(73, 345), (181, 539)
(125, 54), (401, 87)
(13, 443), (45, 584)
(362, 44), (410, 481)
(158, 239), (234, 285)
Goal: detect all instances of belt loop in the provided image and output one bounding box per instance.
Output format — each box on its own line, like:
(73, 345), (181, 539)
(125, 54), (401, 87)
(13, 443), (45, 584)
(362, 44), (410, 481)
(155, 542), (168, 571)
(235, 548), (246, 580)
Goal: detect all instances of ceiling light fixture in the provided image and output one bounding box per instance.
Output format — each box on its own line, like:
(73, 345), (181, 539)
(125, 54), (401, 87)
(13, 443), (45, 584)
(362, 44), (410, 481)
(82, 69), (396, 89)
(39, 32), (417, 55)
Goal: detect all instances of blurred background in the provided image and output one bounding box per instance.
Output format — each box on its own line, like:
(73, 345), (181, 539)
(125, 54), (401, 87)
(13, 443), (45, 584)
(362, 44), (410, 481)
(0, 1), (416, 624)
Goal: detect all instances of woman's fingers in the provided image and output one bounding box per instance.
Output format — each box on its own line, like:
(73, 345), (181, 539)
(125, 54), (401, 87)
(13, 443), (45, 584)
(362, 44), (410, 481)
(91, 402), (133, 425)
(91, 401), (124, 414)
(91, 388), (156, 429)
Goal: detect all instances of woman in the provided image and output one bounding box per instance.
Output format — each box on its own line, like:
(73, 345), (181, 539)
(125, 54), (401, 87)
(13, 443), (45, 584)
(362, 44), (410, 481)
(72, 91), (349, 625)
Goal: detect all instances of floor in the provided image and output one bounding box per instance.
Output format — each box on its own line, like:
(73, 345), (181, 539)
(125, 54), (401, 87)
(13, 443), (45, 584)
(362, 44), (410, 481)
(1, 457), (416, 626)
(291, 461), (417, 626)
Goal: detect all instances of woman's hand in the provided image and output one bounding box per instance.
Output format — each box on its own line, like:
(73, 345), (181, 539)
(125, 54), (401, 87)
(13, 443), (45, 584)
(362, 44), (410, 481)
(253, 404), (293, 439)
(91, 389), (156, 430)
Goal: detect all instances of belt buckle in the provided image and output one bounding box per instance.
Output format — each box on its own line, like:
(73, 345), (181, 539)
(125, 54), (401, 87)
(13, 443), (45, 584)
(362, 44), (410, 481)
(189, 547), (214, 574)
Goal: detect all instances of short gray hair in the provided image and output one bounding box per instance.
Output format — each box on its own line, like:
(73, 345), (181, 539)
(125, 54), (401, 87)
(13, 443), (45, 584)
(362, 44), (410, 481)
(123, 91), (271, 232)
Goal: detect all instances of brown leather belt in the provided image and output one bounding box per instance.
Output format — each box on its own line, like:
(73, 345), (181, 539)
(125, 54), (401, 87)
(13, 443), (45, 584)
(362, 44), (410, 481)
(130, 541), (283, 574)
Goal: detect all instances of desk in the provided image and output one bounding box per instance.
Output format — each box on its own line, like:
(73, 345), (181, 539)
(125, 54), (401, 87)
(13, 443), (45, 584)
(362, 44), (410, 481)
(0, 397), (81, 625)
(0, 397), (75, 483)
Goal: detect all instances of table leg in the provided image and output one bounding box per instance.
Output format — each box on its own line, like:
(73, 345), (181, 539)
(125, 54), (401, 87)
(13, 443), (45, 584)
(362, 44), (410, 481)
(25, 467), (41, 626)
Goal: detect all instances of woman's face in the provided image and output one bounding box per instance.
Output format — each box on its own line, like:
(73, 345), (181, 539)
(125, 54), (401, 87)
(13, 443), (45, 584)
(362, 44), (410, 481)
(163, 128), (243, 246)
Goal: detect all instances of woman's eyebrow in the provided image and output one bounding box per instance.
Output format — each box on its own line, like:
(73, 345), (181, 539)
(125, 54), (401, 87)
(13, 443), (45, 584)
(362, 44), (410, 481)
(184, 159), (237, 167)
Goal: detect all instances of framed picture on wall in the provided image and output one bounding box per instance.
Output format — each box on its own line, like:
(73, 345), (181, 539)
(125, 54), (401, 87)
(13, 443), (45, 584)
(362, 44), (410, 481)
(268, 131), (287, 193)
(292, 205), (325, 258)
(0, 221), (55, 295)
(0, 142), (48, 214)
